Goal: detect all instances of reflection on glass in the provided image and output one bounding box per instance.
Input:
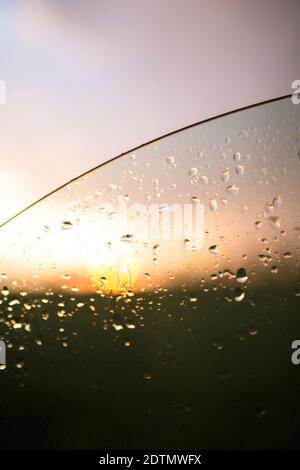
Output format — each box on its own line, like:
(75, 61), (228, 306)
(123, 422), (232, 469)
(0, 97), (300, 449)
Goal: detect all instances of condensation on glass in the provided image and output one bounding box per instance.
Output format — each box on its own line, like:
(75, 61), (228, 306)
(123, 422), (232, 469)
(0, 97), (300, 449)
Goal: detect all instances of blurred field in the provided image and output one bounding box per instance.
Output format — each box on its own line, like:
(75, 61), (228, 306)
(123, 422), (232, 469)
(1, 285), (299, 450)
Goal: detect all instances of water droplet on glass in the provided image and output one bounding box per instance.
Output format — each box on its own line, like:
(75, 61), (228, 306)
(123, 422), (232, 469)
(121, 234), (135, 243)
(1, 287), (9, 296)
(61, 220), (73, 230)
(268, 216), (281, 229)
(199, 175), (208, 185)
(264, 203), (274, 215)
(158, 204), (169, 213)
(209, 244), (219, 255)
(153, 244), (160, 255)
(221, 169), (230, 183)
(191, 196), (200, 204)
(255, 220), (262, 229)
(113, 324), (123, 331)
(256, 406), (270, 418)
(294, 287), (300, 297)
(209, 198), (218, 213)
(236, 268), (248, 283)
(249, 328), (258, 336)
(272, 195), (282, 208)
(184, 238), (192, 250)
(122, 194), (130, 203)
(188, 167), (198, 177)
(213, 339), (223, 350)
(235, 164), (245, 176)
(234, 287), (245, 302)
(166, 155), (175, 166)
(226, 184), (239, 196)
(233, 152), (241, 162)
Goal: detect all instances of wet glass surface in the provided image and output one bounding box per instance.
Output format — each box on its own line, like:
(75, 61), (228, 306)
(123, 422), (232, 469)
(0, 97), (300, 449)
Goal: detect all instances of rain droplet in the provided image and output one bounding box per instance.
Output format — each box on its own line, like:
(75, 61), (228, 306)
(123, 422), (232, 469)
(235, 164), (244, 176)
(221, 169), (230, 183)
(121, 234), (135, 242)
(294, 287), (300, 297)
(272, 195), (282, 208)
(199, 175), (208, 185)
(158, 204), (169, 213)
(61, 220), (73, 230)
(166, 155), (175, 166)
(188, 167), (198, 177)
(294, 227), (300, 238)
(153, 244), (160, 255)
(226, 184), (239, 196)
(209, 198), (218, 213)
(234, 287), (245, 302)
(233, 152), (241, 162)
(255, 220), (262, 229)
(209, 244), (219, 255)
(256, 406), (270, 418)
(122, 194), (130, 203)
(249, 328), (258, 336)
(184, 238), (192, 250)
(264, 203), (274, 215)
(236, 268), (248, 283)
(213, 339), (223, 350)
(191, 196), (200, 204)
(268, 216), (281, 229)
(108, 211), (116, 220)
(1, 287), (9, 296)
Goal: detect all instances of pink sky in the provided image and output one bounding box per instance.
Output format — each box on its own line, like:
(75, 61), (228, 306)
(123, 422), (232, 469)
(0, 0), (300, 224)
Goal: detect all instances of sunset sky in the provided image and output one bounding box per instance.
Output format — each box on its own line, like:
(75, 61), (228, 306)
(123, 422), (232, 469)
(0, 96), (298, 295)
